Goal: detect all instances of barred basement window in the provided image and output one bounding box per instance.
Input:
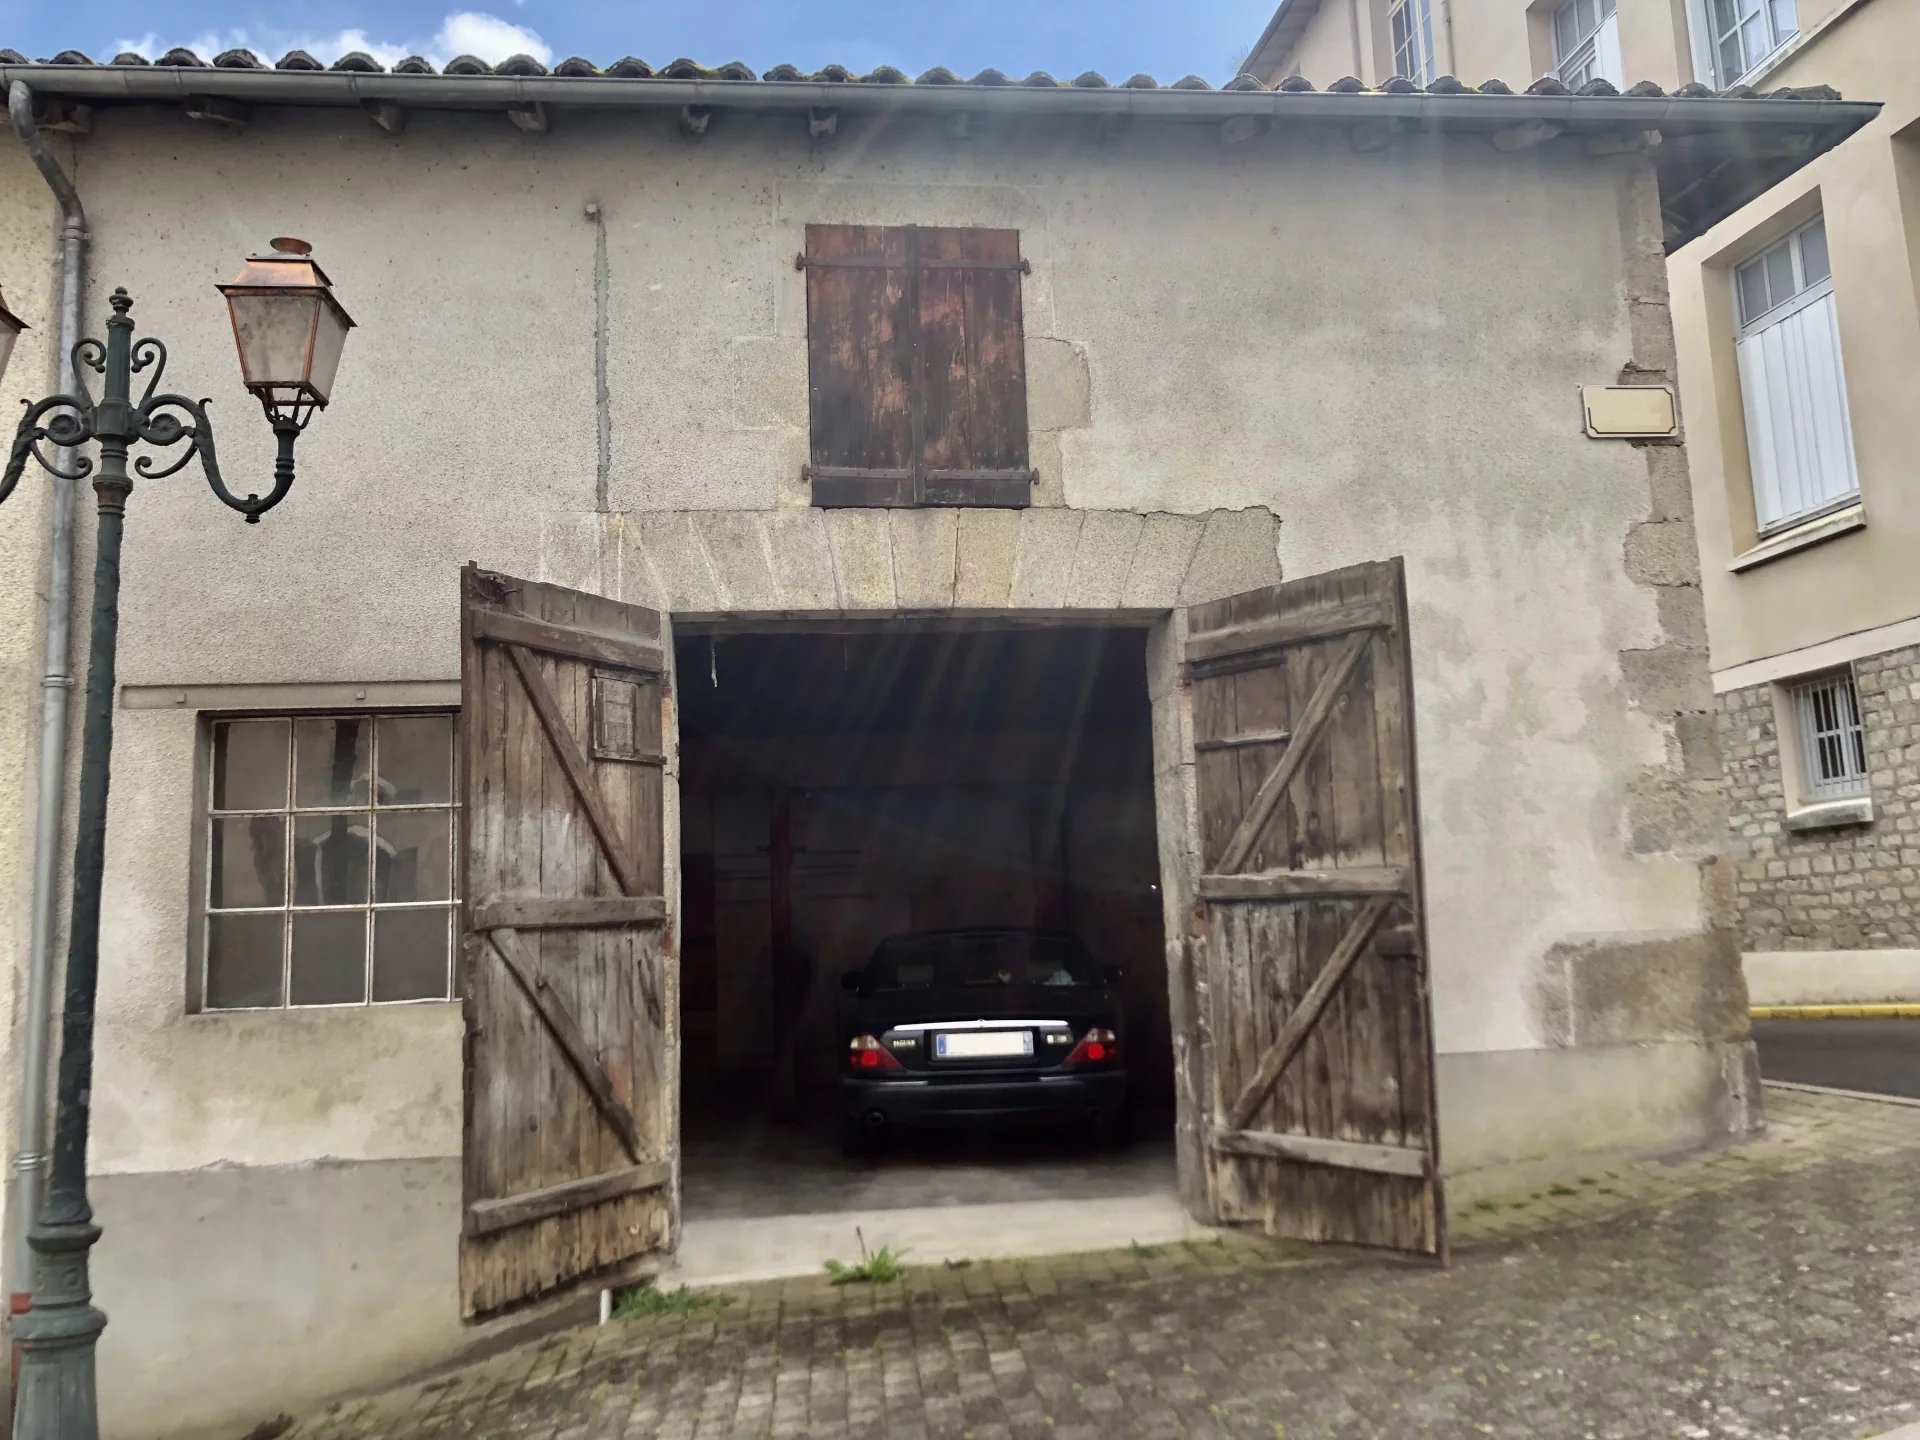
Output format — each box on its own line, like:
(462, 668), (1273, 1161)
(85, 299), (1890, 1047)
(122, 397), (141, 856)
(1788, 670), (1867, 801)
(198, 713), (458, 1010)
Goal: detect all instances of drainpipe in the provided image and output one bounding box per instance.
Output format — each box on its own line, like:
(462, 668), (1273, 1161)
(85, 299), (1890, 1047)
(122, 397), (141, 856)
(5, 78), (86, 1338)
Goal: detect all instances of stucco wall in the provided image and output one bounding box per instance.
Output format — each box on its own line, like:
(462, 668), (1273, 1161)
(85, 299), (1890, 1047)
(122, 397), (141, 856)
(1671, 0), (1920, 677)
(2, 102), (1739, 1433)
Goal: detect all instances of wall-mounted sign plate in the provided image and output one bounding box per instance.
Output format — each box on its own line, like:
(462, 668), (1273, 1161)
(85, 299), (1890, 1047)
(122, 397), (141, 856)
(1581, 384), (1678, 439)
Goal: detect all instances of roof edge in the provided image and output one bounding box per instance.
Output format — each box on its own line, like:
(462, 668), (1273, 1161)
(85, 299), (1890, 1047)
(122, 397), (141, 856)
(0, 64), (1878, 132)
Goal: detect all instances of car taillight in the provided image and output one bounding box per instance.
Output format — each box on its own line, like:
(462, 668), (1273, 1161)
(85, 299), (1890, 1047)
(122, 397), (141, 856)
(1065, 1028), (1118, 1065)
(848, 1034), (903, 1072)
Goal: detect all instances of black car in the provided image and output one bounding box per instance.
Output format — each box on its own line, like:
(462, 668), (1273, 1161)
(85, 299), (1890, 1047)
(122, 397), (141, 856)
(837, 927), (1127, 1154)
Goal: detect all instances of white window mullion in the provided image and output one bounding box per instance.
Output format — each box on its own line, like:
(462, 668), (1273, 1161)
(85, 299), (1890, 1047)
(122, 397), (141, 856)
(1735, 333), (1785, 529)
(1779, 306), (1822, 513)
(1820, 294), (1860, 503)
(1594, 12), (1623, 86)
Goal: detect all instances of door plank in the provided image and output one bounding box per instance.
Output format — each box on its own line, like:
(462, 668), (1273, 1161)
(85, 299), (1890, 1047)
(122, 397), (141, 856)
(1198, 866), (1409, 901)
(467, 1161), (673, 1238)
(473, 607), (665, 675)
(1184, 597), (1396, 670)
(1210, 1128), (1431, 1178)
(1193, 728), (1292, 754)
(1225, 893), (1395, 1132)
(473, 896), (668, 931)
(1216, 628), (1373, 876)
(503, 643), (643, 897)
(487, 928), (645, 1165)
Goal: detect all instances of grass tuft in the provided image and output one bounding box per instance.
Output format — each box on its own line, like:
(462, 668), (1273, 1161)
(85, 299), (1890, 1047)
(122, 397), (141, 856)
(611, 1283), (731, 1320)
(826, 1227), (906, 1286)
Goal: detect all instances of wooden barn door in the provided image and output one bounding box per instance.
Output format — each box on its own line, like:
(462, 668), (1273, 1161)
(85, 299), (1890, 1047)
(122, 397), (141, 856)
(1183, 558), (1444, 1257)
(458, 564), (677, 1320)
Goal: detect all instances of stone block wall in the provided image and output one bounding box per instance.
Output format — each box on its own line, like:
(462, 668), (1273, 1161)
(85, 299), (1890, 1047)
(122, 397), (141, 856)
(1720, 643), (1920, 950)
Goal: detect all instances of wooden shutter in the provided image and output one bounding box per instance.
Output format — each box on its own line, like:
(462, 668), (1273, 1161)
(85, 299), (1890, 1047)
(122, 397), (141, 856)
(1182, 558), (1445, 1257)
(802, 223), (1034, 508)
(459, 565), (677, 1321)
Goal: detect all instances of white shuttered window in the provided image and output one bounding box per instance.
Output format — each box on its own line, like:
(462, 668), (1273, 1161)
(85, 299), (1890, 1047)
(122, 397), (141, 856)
(1733, 215), (1859, 535)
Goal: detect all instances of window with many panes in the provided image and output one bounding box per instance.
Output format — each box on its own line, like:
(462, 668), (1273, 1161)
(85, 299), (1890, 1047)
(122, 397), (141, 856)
(1787, 670), (1868, 802)
(1733, 214), (1860, 534)
(1389, 0), (1436, 83)
(199, 713), (458, 1010)
(1705, 0), (1796, 85)
(1553, 0), (1622, 88)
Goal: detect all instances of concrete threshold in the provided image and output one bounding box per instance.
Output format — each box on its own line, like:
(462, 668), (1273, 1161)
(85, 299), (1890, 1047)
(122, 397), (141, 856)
(669, 1189), (1212, 1288)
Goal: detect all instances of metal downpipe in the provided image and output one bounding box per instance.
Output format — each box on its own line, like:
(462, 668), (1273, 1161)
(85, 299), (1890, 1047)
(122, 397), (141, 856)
(5, 78), (86, 1332)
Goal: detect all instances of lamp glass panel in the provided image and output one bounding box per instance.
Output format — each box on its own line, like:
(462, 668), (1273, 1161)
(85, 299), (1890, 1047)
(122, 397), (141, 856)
(226, 291), (321, 388)
(0, 314), (21, 388)
(308, 302), (350, 402)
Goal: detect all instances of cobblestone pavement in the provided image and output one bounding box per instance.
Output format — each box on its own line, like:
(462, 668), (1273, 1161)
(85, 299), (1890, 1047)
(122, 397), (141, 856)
(290, 1085), (1920, 1440)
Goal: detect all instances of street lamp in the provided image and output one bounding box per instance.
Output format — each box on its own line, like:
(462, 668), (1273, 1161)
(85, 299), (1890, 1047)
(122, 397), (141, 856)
(1, 242), (353, 1440)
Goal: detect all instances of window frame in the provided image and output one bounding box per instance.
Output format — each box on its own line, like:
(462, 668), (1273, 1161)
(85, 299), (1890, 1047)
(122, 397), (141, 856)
(1782, 668), (1869, 805)
(1389, 0), (1437, 83)
(1552, 0), (1619, 87)
(192, 707), (462, 1014)
(1699, 0), (1798, 86)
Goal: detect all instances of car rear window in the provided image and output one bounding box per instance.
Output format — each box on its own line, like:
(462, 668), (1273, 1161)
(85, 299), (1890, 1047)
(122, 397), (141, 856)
(863, 932), (1099, 991)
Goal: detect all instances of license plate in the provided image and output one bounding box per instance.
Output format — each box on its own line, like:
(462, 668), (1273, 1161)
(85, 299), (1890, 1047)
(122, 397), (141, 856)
(935, 1030), (1033, 1060)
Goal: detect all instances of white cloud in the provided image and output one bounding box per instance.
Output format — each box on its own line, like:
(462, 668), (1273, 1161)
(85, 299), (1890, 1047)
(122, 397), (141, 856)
(112, 11), (548, 67)
(432, 12), (550, 64)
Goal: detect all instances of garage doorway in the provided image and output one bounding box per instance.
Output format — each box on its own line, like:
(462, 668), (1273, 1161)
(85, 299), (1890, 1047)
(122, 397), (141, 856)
(672, 622), (1178, 1273)
(454, 561), (1445, 1318)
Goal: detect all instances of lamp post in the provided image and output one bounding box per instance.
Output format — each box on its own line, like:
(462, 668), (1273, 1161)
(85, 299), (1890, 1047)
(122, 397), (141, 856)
(0, 240), (353, 1440)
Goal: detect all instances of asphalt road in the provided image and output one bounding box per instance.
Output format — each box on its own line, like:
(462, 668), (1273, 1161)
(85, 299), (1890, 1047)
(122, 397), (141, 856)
(1754, 1018), (1920, 1098)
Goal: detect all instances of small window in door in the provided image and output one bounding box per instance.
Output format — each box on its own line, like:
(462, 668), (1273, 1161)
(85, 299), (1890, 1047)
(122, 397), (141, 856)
(801, 223), (1035, 509)
(1554, 0), (1622, 87)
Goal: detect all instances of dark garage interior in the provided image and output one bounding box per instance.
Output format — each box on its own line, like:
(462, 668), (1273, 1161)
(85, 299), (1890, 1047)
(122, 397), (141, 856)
(674, 623), (1175, 1219)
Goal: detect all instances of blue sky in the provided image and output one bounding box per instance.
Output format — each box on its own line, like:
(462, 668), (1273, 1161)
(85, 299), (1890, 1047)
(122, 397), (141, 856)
(0, 2), (1282, 85)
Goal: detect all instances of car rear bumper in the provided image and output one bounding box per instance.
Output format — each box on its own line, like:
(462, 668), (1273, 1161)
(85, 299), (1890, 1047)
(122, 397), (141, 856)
(842, 1070), (1128, 1128)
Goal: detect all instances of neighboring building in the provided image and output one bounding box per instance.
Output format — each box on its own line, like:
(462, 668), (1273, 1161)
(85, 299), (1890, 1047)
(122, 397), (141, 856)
(1249, 0), (1920, 1006)
(0, 47), (1869, 1439)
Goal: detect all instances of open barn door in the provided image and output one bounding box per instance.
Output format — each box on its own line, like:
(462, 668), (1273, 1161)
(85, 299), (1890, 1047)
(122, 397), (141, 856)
(1182, 558), (1444, 1257)
(458, 564), (677, 1320)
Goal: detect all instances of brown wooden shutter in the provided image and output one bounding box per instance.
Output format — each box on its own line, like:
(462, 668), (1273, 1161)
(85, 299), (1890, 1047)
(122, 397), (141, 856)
(803, 223), (1034, 508)
(1182, 558), (1445, 1257)
(458, 565), (678, 1321)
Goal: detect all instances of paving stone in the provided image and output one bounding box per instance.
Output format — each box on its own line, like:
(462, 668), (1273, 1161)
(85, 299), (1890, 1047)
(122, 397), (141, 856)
(285, 1086), (1920, 1440)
